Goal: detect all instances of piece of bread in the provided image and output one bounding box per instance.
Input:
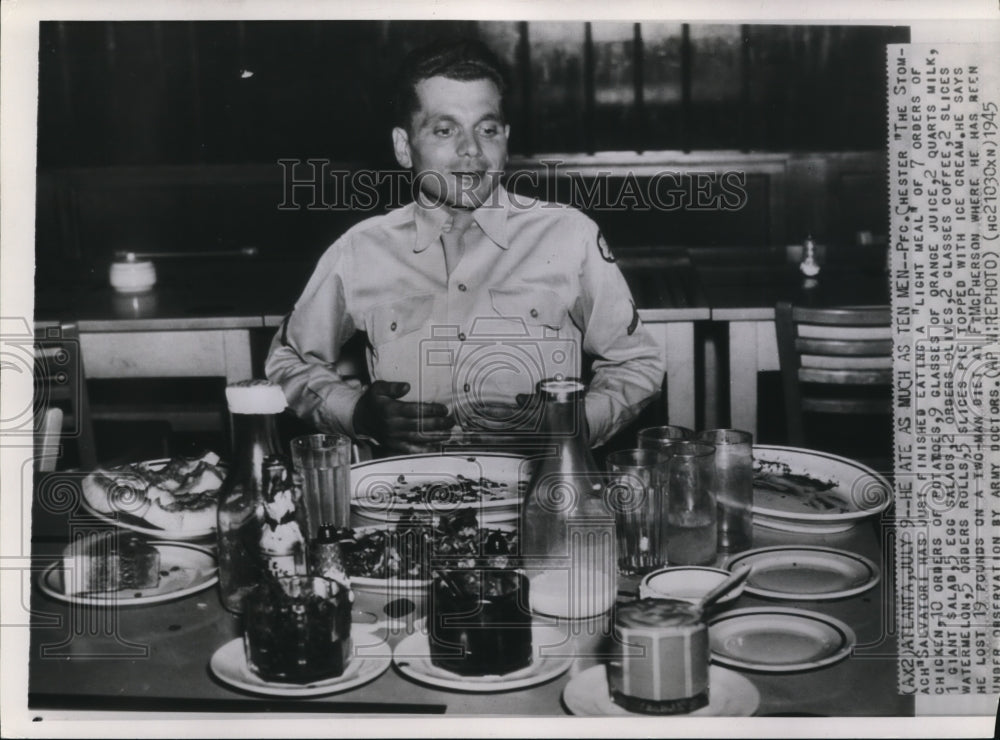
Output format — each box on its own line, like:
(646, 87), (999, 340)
(62, 532), (161, 594)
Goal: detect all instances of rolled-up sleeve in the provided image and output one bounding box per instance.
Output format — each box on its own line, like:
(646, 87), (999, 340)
(569, 215), (665, 447)
(265, 237), (365, 437)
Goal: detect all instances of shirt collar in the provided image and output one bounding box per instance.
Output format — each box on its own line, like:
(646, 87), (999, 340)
(412, 185), (510, 253)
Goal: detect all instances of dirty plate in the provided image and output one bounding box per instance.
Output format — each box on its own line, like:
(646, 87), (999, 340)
(39, 541), (217, 607)
(752, 445), (892, 533)
(725, 546), (880, 601)
(351, 453), (530, 527)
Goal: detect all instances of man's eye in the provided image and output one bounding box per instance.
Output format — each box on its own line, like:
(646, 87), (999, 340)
(478, 125), (499, 136)
(434, 126), (453, 137)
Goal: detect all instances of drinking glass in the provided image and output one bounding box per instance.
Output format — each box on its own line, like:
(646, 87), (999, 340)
(290, 433), (353, 538)
(657, 441), (717, 566)
(637, 425), (694, 451)
(244, 575), (353, 683)
(606, 449), (665, 575)
(697, 429), (754, 554)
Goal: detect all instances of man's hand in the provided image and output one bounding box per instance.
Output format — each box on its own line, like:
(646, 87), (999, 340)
(352, 381), (455, 454)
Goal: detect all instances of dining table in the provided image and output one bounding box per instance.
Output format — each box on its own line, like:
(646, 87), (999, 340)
(26, 460), (913, 722)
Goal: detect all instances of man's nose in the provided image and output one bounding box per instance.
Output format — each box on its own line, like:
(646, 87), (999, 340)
(456, 129), (482, 158)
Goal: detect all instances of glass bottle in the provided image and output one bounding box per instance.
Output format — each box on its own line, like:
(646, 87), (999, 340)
(215, 379), (288, 613)
(259, 455), (308, 579)
(521, 378), (616, 620)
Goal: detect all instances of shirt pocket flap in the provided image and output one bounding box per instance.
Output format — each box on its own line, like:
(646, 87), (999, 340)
(368, 293), (435, 345)
(489, 286), (567, 330)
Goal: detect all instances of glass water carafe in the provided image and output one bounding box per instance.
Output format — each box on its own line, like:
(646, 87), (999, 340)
(521, 378), (616, 619)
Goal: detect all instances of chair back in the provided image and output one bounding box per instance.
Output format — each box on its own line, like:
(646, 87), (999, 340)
(774, 302), (892, 447)
(34, 321), (98, 470)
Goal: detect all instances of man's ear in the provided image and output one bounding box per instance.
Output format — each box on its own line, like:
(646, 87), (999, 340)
(392, 127), (412, 169)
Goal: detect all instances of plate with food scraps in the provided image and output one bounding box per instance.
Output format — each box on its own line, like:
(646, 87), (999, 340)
(708, 607), (856, 673)
(347, 515), (519, 622)
(562, 664), (760, 717)
(80, 453), (226, 540)
(751, 445), (892, 533)
(725, 546), (880, 600)
(351, 453), (530, 527)
(393, 623), (573, 692)
(38, 539), (217, 607)
(209, 623), (391, 697)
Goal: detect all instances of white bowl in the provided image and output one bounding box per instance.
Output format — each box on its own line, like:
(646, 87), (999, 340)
(351, 573), (430, 627)
(347, 523), (517, 627)
(638, 566), (745, 606)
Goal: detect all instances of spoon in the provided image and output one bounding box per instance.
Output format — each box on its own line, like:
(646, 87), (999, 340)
(432, 569), (465, 600)
(697, 566), (752, 612)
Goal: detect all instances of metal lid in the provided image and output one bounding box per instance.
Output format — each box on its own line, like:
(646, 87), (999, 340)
(615, 598), (703, 628)
(537, 377), (586, 401)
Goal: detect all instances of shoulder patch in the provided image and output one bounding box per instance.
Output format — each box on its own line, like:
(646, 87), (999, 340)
(596, 230), (616, 263)
(627, 300), (640, 336)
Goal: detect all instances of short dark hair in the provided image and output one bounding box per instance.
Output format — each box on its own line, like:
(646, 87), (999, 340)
(392, 38), (507, 130)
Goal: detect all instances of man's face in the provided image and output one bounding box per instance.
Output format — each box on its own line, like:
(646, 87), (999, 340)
(393, 76), (509, 210)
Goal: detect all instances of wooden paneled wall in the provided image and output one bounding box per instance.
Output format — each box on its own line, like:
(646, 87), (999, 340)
(37, 21), (908, 167)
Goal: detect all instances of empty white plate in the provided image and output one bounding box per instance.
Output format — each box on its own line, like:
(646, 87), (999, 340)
(725, 546), (880, 600)
(708, 607), (856, 673)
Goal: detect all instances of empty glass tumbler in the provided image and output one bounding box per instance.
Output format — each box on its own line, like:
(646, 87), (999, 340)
(291, 433), (353, 538)
(637, 425), (694, 450)
(697, 429), (754, 554)
(658, 441), (718, 566)
(606, 449), (665, 575)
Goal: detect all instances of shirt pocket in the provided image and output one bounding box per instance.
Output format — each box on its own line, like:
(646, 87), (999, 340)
(366, 293), (435, 347)
(489, 286), (568, 332)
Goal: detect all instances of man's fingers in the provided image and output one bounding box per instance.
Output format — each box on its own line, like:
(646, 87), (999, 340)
(386, 414), (455, 433)
(370, 380), (411, 399)
(382, 432), (453, 455)
(390, 401), (451, 419)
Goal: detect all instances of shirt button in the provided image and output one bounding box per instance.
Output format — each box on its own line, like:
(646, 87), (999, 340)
(530, 308), (539, 318)
(464, 383), (471, 392)
(458, 283), (468, 292)
(458, 332), (467, 341)
(390, 321), (397, 331)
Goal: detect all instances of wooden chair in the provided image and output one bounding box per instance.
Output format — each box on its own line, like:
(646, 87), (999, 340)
(34, 321), (98, 471)
(774, 302), (892, 456)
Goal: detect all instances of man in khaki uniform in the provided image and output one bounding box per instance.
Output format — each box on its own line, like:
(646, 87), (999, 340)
(266, 39), (663, 454)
